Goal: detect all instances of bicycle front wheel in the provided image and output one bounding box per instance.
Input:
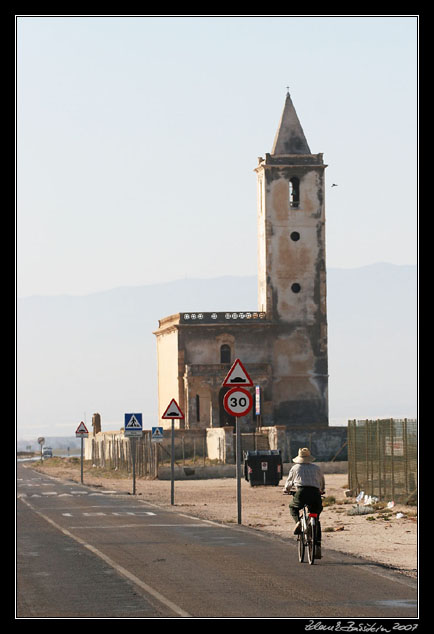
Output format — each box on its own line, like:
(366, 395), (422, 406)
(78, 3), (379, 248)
(307, 518), (316, 565)
(297, 532), (305, 562)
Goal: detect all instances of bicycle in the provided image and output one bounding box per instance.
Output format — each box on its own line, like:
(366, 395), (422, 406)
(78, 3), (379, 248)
(297, 501), (319, 564)
(286, 490), (321, 565)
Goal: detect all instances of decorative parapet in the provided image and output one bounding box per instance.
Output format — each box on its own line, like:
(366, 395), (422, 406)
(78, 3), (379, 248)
(179, 311), (268, 324)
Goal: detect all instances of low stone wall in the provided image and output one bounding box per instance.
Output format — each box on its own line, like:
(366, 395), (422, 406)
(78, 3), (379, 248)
(271, 426), (348, 463)
(157, 461), (348, 480)
(206, 427), (235, 463)
(157, 464), (236, 480)
(207, 426), (348, 464)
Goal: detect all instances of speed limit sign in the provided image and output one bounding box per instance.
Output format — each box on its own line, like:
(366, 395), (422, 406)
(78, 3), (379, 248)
(223, 387), (253, 417)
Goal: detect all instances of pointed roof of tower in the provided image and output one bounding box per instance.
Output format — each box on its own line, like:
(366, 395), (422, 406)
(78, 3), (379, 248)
(271, 91), (311, 155)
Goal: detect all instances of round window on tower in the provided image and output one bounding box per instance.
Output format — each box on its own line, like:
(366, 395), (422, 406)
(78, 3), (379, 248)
(290, 231), (300, 241)
(291, 283), (301, 293)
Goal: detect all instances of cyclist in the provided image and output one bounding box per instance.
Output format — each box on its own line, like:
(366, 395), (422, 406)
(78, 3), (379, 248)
(283, 448), (325, 559)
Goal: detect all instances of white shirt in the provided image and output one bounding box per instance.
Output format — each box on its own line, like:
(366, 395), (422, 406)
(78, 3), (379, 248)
(283, 462), (325, 493)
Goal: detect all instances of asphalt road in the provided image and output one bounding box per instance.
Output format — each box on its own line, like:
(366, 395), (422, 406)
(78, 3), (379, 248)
(16, 463), (418, 619)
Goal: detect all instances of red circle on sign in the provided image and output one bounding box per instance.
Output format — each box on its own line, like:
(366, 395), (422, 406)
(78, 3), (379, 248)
(223, 387), (253, 417)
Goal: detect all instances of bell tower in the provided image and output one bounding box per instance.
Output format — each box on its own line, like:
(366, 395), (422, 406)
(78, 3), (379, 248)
(256, 91), (328, 426)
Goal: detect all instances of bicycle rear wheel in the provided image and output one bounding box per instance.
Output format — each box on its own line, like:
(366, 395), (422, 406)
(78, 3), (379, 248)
(307, 518), (316, 565)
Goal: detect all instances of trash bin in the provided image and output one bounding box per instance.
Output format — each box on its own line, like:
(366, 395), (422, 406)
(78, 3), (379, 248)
(244, 450), (283, 486)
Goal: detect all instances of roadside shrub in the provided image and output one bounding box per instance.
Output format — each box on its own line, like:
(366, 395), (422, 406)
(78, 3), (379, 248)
(322, 496), (336, 507)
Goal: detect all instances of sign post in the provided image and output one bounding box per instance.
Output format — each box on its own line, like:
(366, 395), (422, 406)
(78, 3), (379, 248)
(124, 414), (143, 495)
(75, 422), (89, 484)
(255, 385), (261, 428)
(37, 437), (45, 463)
(151, 427), (164, 478)
(162, 399), (185, 505)
(222, 359), (253, 525)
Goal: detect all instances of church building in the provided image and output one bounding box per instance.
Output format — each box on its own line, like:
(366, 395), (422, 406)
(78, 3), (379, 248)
(154, 92), (328, 432)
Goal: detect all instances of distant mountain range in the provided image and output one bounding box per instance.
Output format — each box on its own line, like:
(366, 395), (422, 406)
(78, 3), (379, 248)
(17, 263), (417, 443)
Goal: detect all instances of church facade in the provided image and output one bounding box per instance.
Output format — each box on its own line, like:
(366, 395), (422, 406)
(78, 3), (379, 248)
(154, 93), (328, 431)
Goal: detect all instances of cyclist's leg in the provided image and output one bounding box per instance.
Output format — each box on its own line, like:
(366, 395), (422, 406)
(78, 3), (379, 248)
(289, 489), (303, 534)
(316, 516), (322, 542)
(307, 488), (323, 558)
(305, 487), (323, 514)
(289, 500), (301, 523)
(315, 496), (323, 555)
(313, 515), (322, 559)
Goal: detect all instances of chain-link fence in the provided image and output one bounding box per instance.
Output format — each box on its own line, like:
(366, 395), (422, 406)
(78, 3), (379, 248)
(348, 419), (417, 504)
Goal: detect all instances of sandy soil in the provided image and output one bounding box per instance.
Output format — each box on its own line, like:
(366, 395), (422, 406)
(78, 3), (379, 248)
(25, 459), (417, 579)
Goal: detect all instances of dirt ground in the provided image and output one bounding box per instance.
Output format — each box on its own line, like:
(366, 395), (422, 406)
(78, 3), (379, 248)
(25, 458), (417, 579)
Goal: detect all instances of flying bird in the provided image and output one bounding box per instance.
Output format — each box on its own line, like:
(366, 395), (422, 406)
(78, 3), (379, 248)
(331, 183), (338, 187)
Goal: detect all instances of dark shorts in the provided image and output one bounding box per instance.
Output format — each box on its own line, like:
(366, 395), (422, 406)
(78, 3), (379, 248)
(289, 486), (323, 521)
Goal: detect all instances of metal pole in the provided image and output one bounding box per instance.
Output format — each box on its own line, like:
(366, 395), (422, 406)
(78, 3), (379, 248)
(171, 419), (175, 505)
(131, 437), (136, 495)
(80, 437), (84, 484)
(404, 419), (409, 496)
(390, 419), (395, 500)
(377, 421), (382, 500)
(236, 416), (242, 524)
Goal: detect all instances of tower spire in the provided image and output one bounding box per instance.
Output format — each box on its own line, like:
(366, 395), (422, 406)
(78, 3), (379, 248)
(271, 91), (311, 155)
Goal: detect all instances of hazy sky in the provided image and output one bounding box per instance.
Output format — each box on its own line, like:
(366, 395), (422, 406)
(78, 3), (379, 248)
(16, 15), (418, 298)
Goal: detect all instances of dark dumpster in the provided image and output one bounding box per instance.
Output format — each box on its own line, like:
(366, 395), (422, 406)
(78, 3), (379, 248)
(244, 450), (283, 486)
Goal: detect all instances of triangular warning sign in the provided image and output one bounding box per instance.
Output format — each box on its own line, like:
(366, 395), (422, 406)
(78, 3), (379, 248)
(75, 421), (89, 434)
(222, 358), (253, 387)
(162, 399), (185, 419)
(126, 414), (142, 428)
(152, 427), (164, 438)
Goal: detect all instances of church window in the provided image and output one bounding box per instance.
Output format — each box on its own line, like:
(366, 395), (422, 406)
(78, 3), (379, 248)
(290, 231), (300, 241)
(289, 177), (300, 209)
(291, 283), (301, 293)
(220, 344), (231, 364)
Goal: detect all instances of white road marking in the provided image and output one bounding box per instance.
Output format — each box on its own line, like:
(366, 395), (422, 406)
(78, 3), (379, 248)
(69, 523), (214, 531)
(19, 497), (192, 618)
(112, 511), (155, 516)
(48, 510), (158, 518)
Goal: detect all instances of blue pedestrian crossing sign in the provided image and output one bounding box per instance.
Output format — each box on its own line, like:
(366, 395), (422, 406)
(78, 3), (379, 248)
(124, 413), (143, 437)
(151, 426), (164, 442)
